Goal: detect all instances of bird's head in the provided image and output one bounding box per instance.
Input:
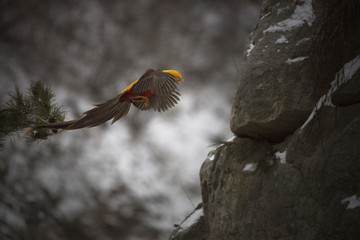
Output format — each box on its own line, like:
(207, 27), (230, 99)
(162, 70), (184, 82)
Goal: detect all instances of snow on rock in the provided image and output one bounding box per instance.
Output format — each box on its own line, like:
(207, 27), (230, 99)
(243, 163), (257, 172)
(301, 55), (360, 129)
(264, 0), (315, 33)
(275, 35), (289, 44)
(285, 56), (308, 64)
(227, 135), (236, 142)
(277, 6), (290, 15)
(246, 42), (255, 57)
(260, 12), (270, 21)
(206, 136), (236, 162)
(341, 195), (360, 209)
(275, 150), (287, 164)
(178, 208), (204, 231)
(208, 153), (215, 162)
(325, 55), (360, 105)
(296, 37), (310, 45)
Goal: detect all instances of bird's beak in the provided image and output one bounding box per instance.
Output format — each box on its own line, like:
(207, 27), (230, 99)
(177, 77), (184, 82)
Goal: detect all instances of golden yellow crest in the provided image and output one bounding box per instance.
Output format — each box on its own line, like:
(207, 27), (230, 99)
(162, 70), (184, 81)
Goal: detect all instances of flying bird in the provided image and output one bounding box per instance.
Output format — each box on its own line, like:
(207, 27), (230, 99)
(25, 69), (183, 135)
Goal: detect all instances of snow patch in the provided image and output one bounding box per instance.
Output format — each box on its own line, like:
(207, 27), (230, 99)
(275, 150), (287, 164)
(296, 37), (310, 45)
(227, 135), (236, 142)
(327, 55), (360, 101)
(277, 6), (290, 15)
(301, 55), (360, 129)
(260, 12), (270, 21)
(243, 163), (257, 172)
(264, 0), (315, 33)
(341, 195), (360, 209)
(206, 135), (235, 162)
(178, 208), (203, 231)
(275, 35), (289, 44)
(246, 42), (255, 57)
(285, 56), (308, 64)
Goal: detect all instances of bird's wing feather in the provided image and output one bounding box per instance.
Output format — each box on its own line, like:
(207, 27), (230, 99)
(132, 69), (180, 112)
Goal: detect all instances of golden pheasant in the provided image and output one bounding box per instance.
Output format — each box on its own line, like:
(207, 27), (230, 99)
(26, 69), (183, 134)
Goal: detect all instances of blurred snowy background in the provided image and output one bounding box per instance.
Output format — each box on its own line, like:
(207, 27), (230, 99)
(0, 0), (260, 239)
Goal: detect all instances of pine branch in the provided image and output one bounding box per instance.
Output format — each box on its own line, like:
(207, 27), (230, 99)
(0, 80), (66, 145)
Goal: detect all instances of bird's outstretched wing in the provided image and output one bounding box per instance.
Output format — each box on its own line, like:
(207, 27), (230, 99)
(131, 69), (181, 112)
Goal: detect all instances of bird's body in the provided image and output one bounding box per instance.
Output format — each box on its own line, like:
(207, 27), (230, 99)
(25, 69), (183, 135)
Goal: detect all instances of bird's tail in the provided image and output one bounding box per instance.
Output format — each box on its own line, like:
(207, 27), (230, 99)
(24, 120), (78, 136)
(24, 94), (131, 135)
(67, 94), (131, 129)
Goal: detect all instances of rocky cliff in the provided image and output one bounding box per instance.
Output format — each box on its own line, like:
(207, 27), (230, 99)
(170, 0), (360, 239)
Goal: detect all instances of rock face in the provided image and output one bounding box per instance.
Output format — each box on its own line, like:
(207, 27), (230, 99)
(170, 216), (208, 240)
(194, 101), (360, 240)
(170, 0), (360, 239)
(230, 0), (360, 142)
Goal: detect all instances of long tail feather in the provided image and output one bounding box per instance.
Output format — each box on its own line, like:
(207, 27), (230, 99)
(23, 120), (77, 136)
(66, 95), (131, 129)
(25, 94), (131, 135)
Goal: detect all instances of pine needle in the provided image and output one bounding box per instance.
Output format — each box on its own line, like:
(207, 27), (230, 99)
(0, 80), (66, 146)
